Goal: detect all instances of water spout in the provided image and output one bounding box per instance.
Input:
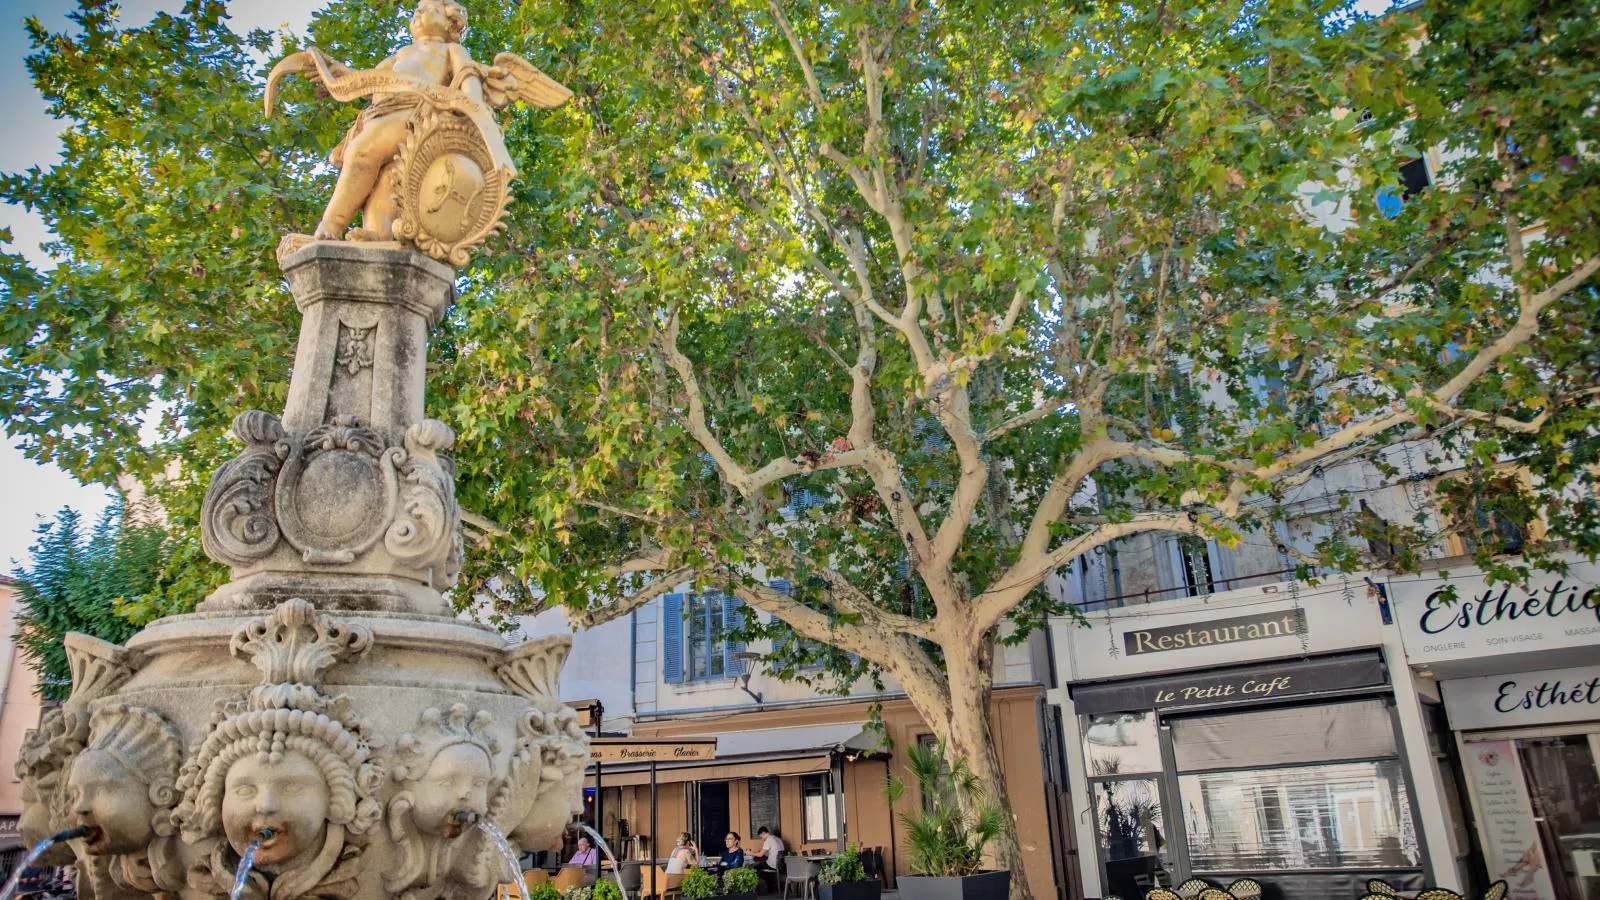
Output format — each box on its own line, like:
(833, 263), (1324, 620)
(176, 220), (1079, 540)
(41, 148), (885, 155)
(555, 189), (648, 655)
(478, 820), (530, 900)
(0, 826), (97, 900)
(574, 824), (629, 897)
(231, 827), (276, 900)
(444, 809), (479, 838)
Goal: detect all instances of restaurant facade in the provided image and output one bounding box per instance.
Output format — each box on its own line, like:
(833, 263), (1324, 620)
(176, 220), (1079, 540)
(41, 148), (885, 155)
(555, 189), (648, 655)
(1049, 574), (1468, 900)
(1389, 558), (1600, 900)
(528, 586), (1070, 899)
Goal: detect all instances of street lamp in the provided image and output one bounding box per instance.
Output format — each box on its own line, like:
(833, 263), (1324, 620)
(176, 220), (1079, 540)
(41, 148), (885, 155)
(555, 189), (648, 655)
(732, 651), (764, 703)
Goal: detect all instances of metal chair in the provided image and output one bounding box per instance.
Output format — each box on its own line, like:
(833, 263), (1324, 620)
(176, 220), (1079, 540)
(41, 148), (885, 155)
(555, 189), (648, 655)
(782, 855), (818, 900)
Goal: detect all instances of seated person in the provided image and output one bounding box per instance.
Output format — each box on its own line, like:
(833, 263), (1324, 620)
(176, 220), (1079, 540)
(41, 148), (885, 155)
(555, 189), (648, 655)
(666, 832), (699, 875)
(568, 834), (600, 867)
(755, 826), (785, 888)
(720, 832), (746, 869)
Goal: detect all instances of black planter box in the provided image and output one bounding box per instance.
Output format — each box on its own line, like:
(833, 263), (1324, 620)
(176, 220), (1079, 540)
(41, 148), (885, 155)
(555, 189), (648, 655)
(896, 870), (1010, 900)
(722, 891), (758, 900)
(820, 882), (883, 900)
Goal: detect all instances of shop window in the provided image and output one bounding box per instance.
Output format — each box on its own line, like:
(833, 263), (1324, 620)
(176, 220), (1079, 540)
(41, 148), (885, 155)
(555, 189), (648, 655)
(801, 773), (840, 842)
(1092, 777), (1168, 900)
(662, 591), (746, 683)
(1082, 711), (1163, 777)
(1170, 700), (1419, 874)
(1178, 760), (1418, 872)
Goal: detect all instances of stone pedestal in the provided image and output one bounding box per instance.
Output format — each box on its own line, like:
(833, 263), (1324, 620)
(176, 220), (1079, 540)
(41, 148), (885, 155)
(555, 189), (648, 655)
(17, 242), (588, 900)
(199, 244), (462, 614)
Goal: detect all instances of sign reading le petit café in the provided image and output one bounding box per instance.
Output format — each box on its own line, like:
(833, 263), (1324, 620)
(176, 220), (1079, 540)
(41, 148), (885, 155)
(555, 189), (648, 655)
(1124, 609), (1307, 656)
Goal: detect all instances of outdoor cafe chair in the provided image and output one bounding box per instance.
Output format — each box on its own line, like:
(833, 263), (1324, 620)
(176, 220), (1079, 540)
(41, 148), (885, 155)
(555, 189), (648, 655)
(782, 855), (819, 900)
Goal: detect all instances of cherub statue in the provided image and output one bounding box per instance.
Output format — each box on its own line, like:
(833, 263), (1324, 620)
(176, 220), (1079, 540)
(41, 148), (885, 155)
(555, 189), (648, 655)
(266, 0), (571, 265)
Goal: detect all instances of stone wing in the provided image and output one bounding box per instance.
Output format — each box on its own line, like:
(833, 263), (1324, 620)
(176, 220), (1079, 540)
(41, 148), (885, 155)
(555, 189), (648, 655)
(492, 53), (573, 109)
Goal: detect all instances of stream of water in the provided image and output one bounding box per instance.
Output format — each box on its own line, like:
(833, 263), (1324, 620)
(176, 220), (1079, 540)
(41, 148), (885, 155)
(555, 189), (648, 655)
(0, 826), (95, 900)
(230, 827), (274, 900)
(479, 820), (531, 900)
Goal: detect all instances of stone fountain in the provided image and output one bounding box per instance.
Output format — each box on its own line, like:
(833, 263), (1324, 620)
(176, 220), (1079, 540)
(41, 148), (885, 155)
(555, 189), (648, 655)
(16, 4), (586, 899)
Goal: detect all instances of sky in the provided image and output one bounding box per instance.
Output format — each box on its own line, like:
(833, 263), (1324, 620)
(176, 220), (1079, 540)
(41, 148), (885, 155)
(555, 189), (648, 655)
(0, 0), (326, 569)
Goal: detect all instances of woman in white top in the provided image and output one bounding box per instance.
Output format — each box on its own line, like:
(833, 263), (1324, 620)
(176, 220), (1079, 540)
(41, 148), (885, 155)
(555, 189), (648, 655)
(666, 832), (699, 874)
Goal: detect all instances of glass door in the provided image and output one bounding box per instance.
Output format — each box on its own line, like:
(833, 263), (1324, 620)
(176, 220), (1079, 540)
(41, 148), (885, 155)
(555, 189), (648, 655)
(1516, 735), (1600, 900)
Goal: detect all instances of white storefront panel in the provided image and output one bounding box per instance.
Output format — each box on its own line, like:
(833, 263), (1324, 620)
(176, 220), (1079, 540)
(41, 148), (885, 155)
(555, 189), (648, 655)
(1441, 665), (1600, 732)
(1389, 560), (1600, 678)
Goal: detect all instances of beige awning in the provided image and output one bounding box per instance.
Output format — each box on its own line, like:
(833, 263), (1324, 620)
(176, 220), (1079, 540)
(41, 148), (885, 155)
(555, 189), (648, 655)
(587, 723), (882, 787)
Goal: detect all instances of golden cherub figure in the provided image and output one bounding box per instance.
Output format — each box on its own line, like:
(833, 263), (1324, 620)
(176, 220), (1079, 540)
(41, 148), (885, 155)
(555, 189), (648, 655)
(266, 0), (570, 265)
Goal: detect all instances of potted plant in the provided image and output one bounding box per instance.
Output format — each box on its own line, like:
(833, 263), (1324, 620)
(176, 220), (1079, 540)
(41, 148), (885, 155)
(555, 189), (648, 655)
(530, 885), (562, 900)
(722, 866), (761, 900)
(592, 881), (624, 900)
(681, 868), (722, 900)
(820, 846), (880, 900)
(889, 741), (1010, 900)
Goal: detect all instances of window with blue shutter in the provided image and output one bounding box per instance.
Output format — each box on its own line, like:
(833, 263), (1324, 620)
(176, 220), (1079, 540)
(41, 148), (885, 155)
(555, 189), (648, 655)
(723, 593), (747, 677)
(663, 593), (685, 683)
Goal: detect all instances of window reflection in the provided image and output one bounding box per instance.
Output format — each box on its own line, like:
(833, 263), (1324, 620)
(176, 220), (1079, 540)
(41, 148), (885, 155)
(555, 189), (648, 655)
(1094, 777), (1168, 899)
(1083, 711), (1162, 776)
(1179, 760), (1419, 872)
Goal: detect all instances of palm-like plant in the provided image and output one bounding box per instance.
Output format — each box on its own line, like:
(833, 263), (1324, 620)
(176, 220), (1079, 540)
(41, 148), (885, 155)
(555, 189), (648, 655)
(888, 741), (1006, 877)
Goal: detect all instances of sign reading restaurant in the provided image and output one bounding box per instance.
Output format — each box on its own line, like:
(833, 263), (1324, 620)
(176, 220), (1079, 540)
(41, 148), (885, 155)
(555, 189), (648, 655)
(590, 736), (718, 763)
(1123, 608), (1307, 656)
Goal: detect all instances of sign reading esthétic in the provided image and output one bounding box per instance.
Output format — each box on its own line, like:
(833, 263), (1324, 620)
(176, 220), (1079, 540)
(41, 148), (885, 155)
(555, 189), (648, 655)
(1391, 560), (1600, 666)
(1441, 666), (1600, 731)
(590, 737), (717, 763)
(1123, 609), (1307, 656)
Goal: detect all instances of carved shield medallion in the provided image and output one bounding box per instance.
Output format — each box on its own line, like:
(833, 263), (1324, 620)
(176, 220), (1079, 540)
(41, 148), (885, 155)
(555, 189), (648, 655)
(392, 108), (510, 267)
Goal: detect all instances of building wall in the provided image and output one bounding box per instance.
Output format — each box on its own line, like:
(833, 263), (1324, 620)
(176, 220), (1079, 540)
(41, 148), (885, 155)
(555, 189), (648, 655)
(623, 687), (1061, 899)
(0, 578), (42, 821)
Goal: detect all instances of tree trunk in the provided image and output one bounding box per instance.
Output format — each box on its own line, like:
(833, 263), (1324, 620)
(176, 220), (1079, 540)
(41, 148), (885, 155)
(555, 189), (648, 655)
(944, 635), (1035, 900)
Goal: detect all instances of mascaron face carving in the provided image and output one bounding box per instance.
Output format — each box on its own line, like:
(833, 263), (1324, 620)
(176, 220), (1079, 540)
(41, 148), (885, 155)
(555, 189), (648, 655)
(67, 705), (182, 856)
(176, 599), (382, 900)
(384, 706), (500, 898)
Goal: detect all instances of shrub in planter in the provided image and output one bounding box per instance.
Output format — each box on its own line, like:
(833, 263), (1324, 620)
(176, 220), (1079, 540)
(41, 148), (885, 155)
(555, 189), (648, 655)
(530, 885), (562, 900)
(722, 866), (761, 900)
(592, 881), (624, 900)
(820, 846), (881, 900)
(889, 741), (1010, 900)
(681, 868), (722, 900)
(563, 888), (593, 900)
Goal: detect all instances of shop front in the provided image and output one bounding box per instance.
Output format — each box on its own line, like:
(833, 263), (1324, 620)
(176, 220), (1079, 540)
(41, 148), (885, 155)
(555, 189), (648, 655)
(1390, 559), (1600, 900)
(1052, 582), (1462, 900)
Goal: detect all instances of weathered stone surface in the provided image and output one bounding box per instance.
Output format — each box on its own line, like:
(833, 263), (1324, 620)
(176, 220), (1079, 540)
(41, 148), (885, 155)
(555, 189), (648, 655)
(26, 90), (588, 900)
(199, 243), (463, 612)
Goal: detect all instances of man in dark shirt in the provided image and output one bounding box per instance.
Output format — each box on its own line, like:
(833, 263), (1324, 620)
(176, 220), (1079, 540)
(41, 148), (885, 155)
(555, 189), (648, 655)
(720, 832), (746, 869)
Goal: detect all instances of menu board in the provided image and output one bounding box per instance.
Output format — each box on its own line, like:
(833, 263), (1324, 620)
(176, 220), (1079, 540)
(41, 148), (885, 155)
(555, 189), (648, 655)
(749, 777), (780, 836)
(1461, 739), (1558, 900)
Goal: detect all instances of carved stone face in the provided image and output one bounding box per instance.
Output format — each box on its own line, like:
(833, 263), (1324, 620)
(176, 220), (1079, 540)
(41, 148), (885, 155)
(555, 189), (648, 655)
(409, 743), (491, 836)
(222, 751), (330, 870)
(68, 749), (155, 855)
(410, 0), (462, 42)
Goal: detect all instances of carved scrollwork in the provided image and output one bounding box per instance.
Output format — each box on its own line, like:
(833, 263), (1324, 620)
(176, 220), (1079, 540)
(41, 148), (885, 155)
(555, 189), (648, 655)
(493, 635), (572, 709)
(65, 632), (134, 709)
(275, 415), (398, 565)
(201, 411), (290, 567)
(384, 421), (460, 579)
(231, 599), (373, 692)
(333, 324), (376, 375)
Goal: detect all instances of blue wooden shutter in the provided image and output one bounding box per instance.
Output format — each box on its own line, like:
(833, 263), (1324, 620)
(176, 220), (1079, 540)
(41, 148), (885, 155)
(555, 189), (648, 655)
(722, 592), (746, 677)
(768, 580), (793, 655)
(663, 592), (685, 683)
